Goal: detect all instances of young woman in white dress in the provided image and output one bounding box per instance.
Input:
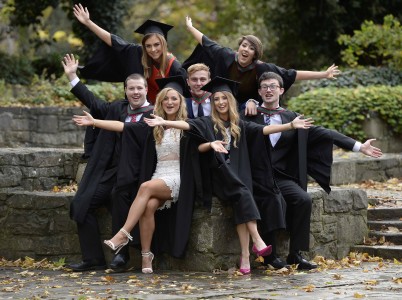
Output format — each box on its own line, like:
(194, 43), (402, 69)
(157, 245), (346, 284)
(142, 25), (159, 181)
(73, 79), (187, 274)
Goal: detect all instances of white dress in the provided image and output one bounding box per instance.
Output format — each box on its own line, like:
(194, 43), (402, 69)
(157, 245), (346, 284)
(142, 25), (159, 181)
(152, 128), (181, 210)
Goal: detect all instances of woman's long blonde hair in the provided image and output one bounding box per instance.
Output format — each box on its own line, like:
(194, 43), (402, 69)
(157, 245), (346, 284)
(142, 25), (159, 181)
(210, 91), (241, 147)
(153, 87), (187, 144)
(141, 33), (169, 79)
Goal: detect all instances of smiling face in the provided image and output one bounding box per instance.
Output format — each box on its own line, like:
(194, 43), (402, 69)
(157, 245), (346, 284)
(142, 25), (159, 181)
(162, 89), (181, 120)
(258, 78), (284, 109)
(144, 34), (163, 62)
(125, 78), (148, 109)
(212, 91), (230, 119)
(186, 70), (210, 97)
(237, 40), (256, 67)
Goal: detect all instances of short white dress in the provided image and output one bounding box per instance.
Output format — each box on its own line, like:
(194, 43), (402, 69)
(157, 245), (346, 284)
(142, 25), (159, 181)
(152, 128), (181, 210)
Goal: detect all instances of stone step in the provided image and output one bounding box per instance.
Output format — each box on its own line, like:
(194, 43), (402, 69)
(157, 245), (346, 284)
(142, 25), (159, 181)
(367, 207), (402, 220)
(369, 230), (402, 244)
(368, 220), (402, 231)
(351, 245), (402, 260)
(331, 153), (402, 185)
(0, 148), (84, 191)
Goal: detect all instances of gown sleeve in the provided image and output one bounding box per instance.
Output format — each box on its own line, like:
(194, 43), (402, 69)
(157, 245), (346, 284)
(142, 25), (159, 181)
(79, 34), (144, 82)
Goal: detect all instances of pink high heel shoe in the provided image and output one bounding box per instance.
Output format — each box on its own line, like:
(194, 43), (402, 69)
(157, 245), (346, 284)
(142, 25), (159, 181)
(252, 244), (272, 257)
(239, 257), (251, 275)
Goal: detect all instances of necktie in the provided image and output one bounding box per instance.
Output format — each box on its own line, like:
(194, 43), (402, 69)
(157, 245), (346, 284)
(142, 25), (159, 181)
(129, 114), (137, 123)
(265, 115), (271, 125)
(197, 103), (204, 117)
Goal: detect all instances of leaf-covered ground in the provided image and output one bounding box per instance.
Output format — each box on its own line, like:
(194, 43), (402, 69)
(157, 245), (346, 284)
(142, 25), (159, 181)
(0, 254), (401, 299)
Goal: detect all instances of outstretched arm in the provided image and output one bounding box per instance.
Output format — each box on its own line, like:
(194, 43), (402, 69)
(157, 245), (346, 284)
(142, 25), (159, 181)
(198, 140), (228, 153)
(185, 16), (204, 45)
(62, 54), (79, 82)
(144, 114), (190, 130)
(295, 64), (341, 81)
(73, 111), (124, 132)
(263, 115), (313, 135)
(73, 3), (112, 46)
(359, 139), (383, 158)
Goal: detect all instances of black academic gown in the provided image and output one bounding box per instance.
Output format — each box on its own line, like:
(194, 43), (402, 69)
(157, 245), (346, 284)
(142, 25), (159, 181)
(249, 110), (357, 193)
(241, 112), (287, 234)
(186, 117), (262, 224)
(70, 82), (129, 223)
(79, 34), (186, 82)
(121, 124), (202, 258)
(110, 109), (154, 239)
(183, 35), (297, 103)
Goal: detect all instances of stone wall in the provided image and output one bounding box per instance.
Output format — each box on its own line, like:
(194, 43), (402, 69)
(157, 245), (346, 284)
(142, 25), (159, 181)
(0, 187), (367, 272)
(0, 107), (85, 148)
(331, 153), (402, 185)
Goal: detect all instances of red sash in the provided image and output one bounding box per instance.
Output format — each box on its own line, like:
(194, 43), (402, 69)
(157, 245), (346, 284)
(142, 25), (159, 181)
(147, 54), (176, 104)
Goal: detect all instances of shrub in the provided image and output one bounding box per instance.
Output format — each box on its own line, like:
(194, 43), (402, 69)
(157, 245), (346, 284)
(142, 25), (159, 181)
(338, 15), (402, 69)
(287, 85), (402, 141)
(0, 75), (123, 107)
(0, 51), (35, 85)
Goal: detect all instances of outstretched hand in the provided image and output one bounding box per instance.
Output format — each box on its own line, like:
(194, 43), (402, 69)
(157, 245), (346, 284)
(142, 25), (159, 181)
(360, 139), (383, 158)
(185, 16), (193, 29)
(325, 64), (341, 79)
(210, 140), (228, 154)
(144, 114), (165, 127)
(292, 115), (314, 129)
(72, 111), (95, 127)
(61, 54), (78, 79)
(73, 3), (90, 25)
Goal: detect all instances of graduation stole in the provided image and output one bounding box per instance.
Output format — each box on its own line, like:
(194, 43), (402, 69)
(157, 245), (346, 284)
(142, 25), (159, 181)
(257, 106), (286, 116)
(191, 91), (211, 104)
(235, 53), (258, 73)
(127, 105), (154, 122)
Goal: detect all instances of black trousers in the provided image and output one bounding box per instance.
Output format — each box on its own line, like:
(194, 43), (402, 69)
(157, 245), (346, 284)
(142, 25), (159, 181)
(110, 184), (139, 257)
(263, 175), (311, 254)
(77, 176), (115, 263)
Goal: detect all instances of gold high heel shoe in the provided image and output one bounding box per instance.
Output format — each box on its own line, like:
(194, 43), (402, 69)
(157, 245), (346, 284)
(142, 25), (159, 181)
(141, 251), (154, 274)
(104, 228), (133, 254)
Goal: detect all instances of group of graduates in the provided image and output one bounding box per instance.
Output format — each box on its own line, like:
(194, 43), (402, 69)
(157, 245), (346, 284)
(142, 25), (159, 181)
(65, 3), (383, 274)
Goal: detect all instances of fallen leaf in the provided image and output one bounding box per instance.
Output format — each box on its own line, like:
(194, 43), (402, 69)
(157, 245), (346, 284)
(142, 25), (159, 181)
(353, 292), (365, 298)
(363, 280), (378, 285)
(393, 277), (402, 284)
(302, 284), (315, 292)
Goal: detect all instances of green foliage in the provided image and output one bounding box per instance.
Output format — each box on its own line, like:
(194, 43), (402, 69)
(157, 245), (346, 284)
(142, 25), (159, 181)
(300, 66), (402, 93)
(0, 75), (123, 107)
(0, 51), (35, 84)
(338, 15), (402, 69)
(288, 85), (402, 141)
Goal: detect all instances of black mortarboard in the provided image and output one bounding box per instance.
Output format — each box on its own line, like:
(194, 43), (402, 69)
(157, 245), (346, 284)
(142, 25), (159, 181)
(156, 76), (190, 97)
(201, 76), (240, 96)
(134, 20), (173, 40)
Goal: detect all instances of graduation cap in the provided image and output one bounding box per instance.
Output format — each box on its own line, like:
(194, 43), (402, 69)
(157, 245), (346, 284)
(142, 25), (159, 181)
(202, 76), (240, 96)
(134, 20), (173, 40)
(156, 75), (190, 97)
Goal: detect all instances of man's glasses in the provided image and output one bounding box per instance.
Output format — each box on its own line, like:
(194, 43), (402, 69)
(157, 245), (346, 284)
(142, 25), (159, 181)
(260, 84), (280, 91)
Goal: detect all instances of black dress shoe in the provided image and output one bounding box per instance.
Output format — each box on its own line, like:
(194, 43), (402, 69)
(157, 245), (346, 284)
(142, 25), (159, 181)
(110, 253), (130, 272)
(263, 254), (288, 269)
(66, 260), (106, 272)
(286, 252), (317, 270)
